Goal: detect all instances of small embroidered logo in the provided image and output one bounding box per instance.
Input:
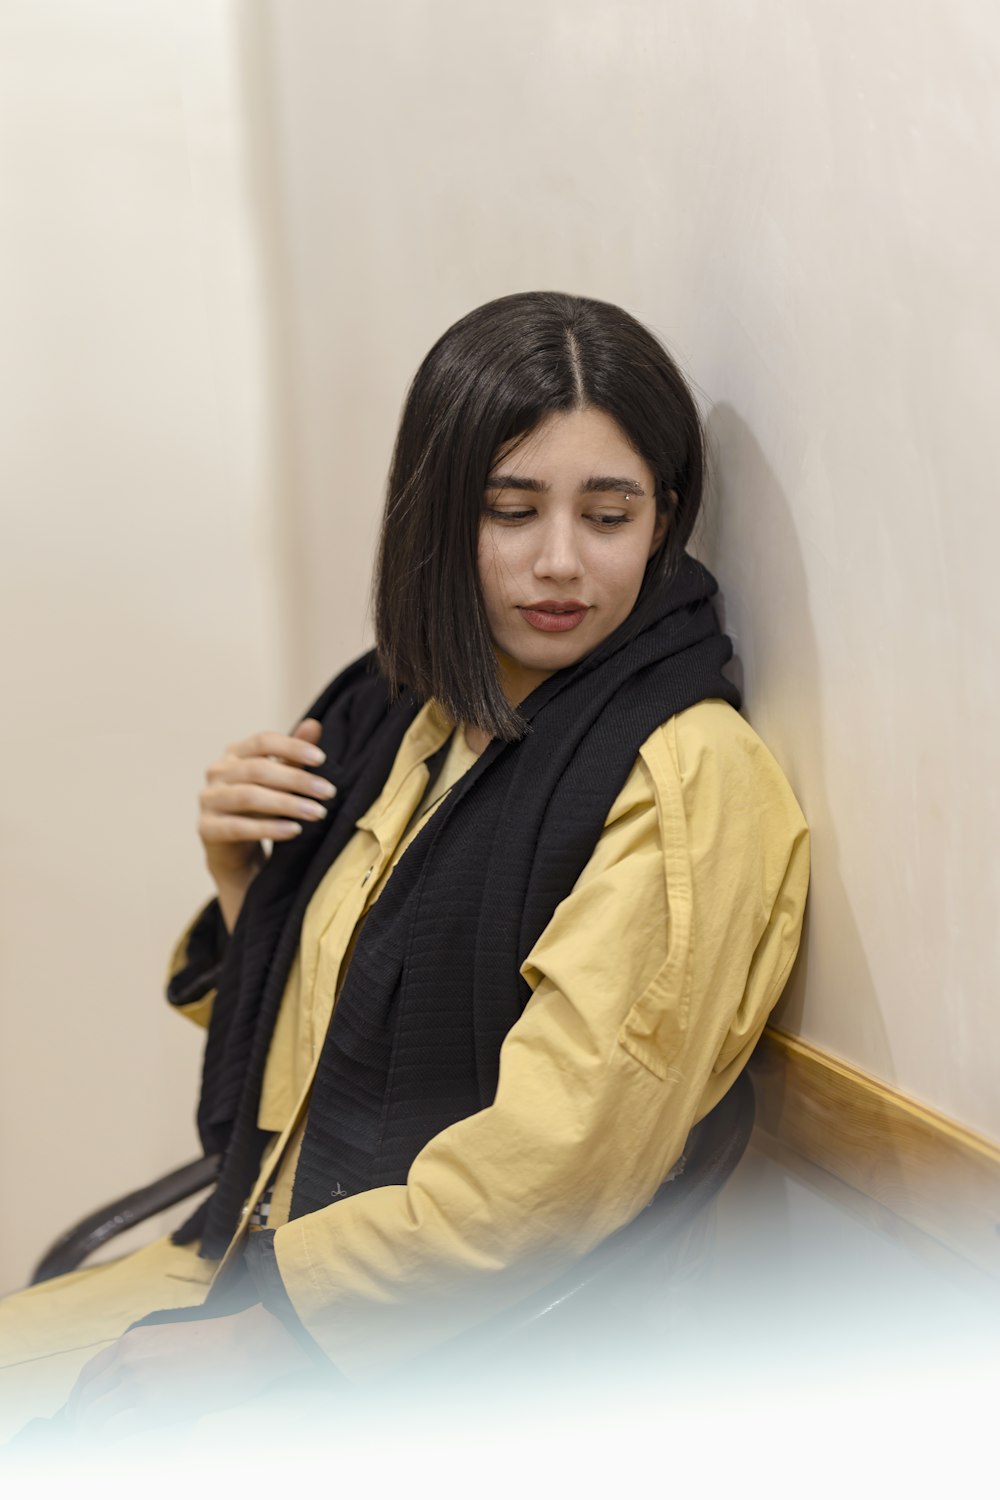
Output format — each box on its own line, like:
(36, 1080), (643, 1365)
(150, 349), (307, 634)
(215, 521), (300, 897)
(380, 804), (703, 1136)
(330, 1182), (347, 1199)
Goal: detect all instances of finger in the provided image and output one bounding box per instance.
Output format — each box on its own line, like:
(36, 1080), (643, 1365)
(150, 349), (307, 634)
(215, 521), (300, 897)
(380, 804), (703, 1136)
(200, 814), (305, 844)
(63, 1356), (126, 1427)
(201, 783), (330, 823)
(226, 730), (327, 766)
(75, 1380), (189, 1444)
(209, 757), (336, 800)
(62, 1341), (122, 1422)
(76, 1342), (121, 1385)
(70, 1377), (142, 1435)
(293, 718), (323, 741)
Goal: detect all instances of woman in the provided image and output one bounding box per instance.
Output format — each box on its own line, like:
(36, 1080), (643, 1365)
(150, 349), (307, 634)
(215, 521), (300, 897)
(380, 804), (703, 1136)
(0, 291), (809, 1439)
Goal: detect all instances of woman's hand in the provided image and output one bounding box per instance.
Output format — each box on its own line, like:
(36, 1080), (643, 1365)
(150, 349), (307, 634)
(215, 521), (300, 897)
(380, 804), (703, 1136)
(60, 1304), (319, 1439)
(198, 718), (336, 928)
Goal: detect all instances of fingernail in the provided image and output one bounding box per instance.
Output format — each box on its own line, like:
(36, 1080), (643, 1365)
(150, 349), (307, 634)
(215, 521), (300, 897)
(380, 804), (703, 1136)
(304, 747), (326, 764)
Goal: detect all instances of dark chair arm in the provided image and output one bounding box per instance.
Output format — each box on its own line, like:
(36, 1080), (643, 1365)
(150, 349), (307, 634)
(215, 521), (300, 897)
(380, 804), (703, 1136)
(29, 1154), (221, 1286)
(28, 1069), (754, 1327)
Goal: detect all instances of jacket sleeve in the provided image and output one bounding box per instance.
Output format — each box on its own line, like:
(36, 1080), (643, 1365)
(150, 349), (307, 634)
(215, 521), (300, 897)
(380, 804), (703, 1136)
(268, 699), (810, 1381)
(164, 896), (228, 1030)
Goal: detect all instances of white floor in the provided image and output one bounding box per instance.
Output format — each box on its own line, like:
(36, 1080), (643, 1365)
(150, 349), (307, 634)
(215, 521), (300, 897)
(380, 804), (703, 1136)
(6, 1137), (998, 1494)
(695, 1136), (1000, 1366)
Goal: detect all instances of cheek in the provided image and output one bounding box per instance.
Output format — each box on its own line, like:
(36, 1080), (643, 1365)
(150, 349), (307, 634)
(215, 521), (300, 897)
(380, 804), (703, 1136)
(589, 529), (655, 590)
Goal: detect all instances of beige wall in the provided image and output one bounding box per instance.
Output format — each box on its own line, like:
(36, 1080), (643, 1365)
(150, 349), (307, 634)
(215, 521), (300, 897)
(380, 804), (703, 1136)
(1, 0), (996, 1290)
(0, 1), (290, 1291)
(253, 0), (1000, 1140)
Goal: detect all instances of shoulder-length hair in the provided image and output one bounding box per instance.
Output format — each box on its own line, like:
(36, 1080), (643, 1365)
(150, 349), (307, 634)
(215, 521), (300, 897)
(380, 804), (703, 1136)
(371, 290), (706, 743)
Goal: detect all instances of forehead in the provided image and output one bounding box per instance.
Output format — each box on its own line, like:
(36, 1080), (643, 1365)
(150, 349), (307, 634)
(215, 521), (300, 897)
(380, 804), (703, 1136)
(491, 407), (650, 479)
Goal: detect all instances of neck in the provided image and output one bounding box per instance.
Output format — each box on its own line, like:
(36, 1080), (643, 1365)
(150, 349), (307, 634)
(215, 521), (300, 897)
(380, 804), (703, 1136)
(462, 649), (557, 756)
(496, 647), (555, 711)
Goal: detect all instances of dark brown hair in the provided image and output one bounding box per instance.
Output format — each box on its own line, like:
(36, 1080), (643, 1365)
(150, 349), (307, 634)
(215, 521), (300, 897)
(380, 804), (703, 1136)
(372, 291), (705, 742)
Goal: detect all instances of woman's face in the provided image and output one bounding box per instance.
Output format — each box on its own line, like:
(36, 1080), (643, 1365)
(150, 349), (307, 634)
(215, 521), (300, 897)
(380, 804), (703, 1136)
(477, 406), (670, 707)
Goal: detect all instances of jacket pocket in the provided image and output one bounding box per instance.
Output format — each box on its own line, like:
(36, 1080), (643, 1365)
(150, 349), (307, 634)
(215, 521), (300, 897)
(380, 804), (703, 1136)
(617, 723), (695, 1081)
(616, 923), (693, 1080)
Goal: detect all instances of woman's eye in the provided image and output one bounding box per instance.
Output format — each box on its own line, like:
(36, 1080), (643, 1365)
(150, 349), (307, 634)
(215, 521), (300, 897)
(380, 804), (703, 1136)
(482, 507), (633, 528)
(483, 508), (533, 521)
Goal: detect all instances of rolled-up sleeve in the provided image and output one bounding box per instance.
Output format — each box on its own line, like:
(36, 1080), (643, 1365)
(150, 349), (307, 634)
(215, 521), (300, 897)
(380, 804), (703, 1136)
(164, 897), (228, 1029)
(270, 699), (810, 1381)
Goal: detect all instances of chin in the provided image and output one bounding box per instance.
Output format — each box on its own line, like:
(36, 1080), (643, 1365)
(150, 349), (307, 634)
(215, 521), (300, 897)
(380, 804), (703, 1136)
(494, 616), (603, 683)
(510, 641), (590, 675)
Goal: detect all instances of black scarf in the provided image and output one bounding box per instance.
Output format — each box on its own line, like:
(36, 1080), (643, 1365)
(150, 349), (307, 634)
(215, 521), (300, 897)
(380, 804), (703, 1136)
(174, 554), (739, 1260)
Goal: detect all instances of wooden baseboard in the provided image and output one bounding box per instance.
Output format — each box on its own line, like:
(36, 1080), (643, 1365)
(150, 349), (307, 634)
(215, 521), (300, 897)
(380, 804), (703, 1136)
(748, 1027), (1000, 1279)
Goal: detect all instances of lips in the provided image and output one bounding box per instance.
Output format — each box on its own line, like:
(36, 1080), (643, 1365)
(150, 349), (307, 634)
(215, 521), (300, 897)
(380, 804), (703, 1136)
(517, 602), (591, 634)
(523, 599), (589, 612)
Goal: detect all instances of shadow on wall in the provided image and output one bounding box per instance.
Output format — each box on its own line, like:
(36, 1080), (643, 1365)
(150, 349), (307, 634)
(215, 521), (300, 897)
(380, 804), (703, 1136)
(695, 403), (894, 1082)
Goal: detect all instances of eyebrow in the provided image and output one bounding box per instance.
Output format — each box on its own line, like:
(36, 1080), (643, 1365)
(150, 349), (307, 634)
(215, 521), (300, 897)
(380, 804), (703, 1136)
(485, 473), (645, 497)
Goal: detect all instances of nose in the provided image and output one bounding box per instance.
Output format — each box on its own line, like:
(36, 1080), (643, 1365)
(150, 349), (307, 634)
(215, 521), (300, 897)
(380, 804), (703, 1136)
(532, 512), (583, 583)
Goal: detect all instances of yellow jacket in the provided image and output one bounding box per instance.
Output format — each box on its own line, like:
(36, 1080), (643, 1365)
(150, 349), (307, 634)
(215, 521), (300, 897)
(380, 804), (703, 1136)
(167, 695), (809, 1380)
